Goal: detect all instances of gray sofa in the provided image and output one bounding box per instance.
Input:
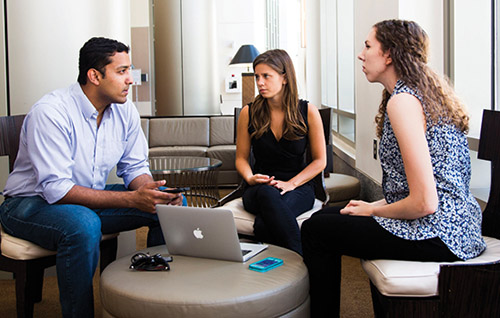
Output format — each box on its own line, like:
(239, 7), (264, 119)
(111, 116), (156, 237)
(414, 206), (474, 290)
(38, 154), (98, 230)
(141, 116), (239, 186)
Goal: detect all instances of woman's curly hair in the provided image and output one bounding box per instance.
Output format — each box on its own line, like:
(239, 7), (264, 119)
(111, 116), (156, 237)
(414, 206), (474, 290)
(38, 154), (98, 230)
(373, 19), (469, 138)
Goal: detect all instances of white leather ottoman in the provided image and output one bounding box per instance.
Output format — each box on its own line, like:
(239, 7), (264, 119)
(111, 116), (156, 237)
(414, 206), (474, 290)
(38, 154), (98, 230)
(100, 244), (310, 318)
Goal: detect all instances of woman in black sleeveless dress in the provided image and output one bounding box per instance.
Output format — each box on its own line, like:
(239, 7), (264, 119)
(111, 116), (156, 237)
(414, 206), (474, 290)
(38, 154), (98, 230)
(235, 49), (326, 255)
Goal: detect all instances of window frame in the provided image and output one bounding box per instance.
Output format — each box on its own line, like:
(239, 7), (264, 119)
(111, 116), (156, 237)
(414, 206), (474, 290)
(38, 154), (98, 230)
(320, 0), (356, 148)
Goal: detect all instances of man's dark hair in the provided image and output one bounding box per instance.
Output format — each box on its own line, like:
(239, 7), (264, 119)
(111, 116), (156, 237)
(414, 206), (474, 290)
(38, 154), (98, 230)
(77, 37), (129, 85)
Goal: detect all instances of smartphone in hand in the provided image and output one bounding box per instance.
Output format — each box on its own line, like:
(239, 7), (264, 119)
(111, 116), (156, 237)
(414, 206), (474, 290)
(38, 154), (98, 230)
(160, 187), (190, 193)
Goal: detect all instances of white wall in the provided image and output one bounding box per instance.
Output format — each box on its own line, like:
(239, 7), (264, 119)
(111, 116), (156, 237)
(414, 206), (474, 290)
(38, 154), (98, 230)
(454, 0), (491, 138)
(305, 0), (321, 106)
(399, 0), (444, 74)
(353, 0), (398, 184)
(131, 0), (150, 27)
(216, 0), (266, 115)
(7, 0), (131, 115)
(130, 0), (154, 116)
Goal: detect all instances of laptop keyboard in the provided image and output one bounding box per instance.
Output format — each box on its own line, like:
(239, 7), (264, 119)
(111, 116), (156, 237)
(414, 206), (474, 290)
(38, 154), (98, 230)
(242, 249), (251, 256)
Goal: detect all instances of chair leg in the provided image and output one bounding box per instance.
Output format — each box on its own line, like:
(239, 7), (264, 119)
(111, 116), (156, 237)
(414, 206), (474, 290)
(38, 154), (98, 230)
(369, 282), (386, 318)
(14, 263), (35, 318)
(26, 265), (45, 303)
(100, 236), (118, 273)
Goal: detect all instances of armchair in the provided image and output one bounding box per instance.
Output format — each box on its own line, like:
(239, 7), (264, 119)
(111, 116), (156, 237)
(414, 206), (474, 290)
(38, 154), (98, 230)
(0, 114), (118, 318)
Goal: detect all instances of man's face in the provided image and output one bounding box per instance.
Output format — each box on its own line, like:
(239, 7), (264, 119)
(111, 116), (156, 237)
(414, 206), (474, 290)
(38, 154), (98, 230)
(97, 52), (133, 105)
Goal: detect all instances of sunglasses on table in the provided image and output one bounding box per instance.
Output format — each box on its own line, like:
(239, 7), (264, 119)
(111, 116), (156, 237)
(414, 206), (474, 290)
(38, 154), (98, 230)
(129, 252), (173, 271)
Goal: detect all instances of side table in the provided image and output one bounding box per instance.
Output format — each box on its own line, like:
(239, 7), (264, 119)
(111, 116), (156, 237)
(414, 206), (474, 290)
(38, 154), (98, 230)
(100, 244), (310, 318)
(149, 156), (222, 207)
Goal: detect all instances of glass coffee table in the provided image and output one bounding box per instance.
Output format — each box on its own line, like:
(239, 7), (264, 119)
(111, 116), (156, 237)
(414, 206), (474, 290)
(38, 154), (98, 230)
(149, 156), (222, 208)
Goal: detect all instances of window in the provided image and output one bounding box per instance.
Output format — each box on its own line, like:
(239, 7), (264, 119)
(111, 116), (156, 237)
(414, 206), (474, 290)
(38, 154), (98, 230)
(266, 0), (305, 96)
(448, 0), (492, 138)
(320, 0), (355, 146)
(447, 0), (493, 202)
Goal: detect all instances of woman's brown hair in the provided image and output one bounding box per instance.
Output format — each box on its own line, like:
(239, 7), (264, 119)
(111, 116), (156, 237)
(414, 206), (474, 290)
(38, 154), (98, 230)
(373, 19), (469, 138)
(249, 49), (307, 140)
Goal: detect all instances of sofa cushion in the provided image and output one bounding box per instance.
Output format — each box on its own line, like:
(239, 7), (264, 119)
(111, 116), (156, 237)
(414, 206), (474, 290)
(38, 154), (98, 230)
(361, 236), (500, 297)
(149, 118), (209, 147)
(149, 146), (207, 158)
(217, 197), (324, 236)
(206, 145), (236, 171)
(324, 173), (360, 206)
(210, 116), (234, 146)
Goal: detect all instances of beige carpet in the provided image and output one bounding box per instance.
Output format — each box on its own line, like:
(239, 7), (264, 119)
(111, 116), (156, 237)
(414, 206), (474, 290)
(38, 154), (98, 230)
(0, 191), (374, 317)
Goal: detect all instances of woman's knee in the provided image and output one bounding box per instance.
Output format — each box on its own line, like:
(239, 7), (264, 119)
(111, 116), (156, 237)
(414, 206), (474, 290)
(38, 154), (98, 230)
(255, 185), (280, 198)
(302, 211), (335, 240)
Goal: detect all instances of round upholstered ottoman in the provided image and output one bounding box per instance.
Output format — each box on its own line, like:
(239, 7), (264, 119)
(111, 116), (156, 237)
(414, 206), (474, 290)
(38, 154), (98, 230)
(324, 173), (360, 207)
(100, 244), (310, 318)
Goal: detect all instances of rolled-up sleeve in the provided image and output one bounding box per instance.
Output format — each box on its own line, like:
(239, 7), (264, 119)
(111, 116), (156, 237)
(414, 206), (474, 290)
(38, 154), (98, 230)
(26, 106), (77, 203)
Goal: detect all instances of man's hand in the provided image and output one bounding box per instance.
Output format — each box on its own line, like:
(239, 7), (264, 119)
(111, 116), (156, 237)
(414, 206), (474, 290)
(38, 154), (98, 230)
(134, 180), (183, 213)
(59, 175), (184, 213)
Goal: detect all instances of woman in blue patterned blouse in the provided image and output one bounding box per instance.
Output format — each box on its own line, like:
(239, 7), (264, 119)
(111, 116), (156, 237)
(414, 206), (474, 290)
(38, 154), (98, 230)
(301, 19), (486, 317)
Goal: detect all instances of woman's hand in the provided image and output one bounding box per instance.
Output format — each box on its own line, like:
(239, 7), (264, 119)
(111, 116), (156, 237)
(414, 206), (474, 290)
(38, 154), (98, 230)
(340, 200), (375, 217)
(272, 180), (296, 195)
(247, 174), (276, 186)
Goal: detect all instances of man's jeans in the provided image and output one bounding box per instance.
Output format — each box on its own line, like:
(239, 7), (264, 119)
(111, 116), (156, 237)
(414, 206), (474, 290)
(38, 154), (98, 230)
(0, 184), (186, 318)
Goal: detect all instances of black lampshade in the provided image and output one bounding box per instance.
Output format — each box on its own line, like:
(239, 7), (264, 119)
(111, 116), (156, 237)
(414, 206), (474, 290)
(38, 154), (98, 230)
(229, 45), (260, 66)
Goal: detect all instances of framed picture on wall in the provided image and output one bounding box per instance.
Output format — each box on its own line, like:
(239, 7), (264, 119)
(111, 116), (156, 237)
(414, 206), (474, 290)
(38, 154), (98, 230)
(225, 74), (241, 93)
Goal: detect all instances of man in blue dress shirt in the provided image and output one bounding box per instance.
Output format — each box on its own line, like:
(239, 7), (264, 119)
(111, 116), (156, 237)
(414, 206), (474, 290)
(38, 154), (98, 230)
(0, 37), (184, 317)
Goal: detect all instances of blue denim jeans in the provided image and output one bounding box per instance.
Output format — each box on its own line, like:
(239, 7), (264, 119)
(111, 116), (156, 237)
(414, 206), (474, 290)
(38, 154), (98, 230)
(242, 182), (315, 255)
(0, 184), (186, 318)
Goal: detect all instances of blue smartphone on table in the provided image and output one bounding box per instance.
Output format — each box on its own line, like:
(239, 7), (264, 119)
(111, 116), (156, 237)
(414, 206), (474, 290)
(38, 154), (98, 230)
(249, 257), (283, 272)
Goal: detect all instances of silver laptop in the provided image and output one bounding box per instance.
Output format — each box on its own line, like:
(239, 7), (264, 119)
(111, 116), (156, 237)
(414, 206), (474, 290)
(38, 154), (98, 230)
(156, 205), (268, 262)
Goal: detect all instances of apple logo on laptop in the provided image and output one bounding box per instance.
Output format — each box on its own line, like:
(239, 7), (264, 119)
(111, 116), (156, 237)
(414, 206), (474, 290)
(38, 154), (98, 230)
(193, 227), (204, 239)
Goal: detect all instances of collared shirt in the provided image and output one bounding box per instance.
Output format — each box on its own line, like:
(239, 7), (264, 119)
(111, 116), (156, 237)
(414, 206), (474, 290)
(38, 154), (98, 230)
(4, 83), (151, 204)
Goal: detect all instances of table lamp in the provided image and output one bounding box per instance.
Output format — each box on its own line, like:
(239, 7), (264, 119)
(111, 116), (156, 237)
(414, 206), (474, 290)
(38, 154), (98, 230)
(229, 44), (260, 106)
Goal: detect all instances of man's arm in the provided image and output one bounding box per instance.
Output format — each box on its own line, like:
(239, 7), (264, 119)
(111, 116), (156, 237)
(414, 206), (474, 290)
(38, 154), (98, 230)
(128, 173), (155, 190)
(58, 175), (182, 213)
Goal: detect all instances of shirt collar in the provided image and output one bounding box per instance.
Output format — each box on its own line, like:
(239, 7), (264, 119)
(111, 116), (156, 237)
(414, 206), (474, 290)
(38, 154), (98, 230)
(70, 83), (116, 120)
(70, 83), (99, 120)
(392, 79), (405, 95)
